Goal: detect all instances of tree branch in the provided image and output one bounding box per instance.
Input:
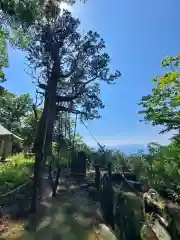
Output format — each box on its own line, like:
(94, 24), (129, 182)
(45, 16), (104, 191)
(56, 75), (99, 102)
(59, 59), (76, 78)
(38, 83), (47, 90)
(84, 75), (99, 85)
(56, 93), (80, 102)
(59, 51), (81, 78)
(159, 118), (180, 124)
(56, 105), (87, 116)
(174, 136), (180, 144)
(32, 104), (38, 122)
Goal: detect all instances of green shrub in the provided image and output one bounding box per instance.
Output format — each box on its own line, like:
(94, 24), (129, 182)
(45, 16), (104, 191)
(0, 154), (34, 195)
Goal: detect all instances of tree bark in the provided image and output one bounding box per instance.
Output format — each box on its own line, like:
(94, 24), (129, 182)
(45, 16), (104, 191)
(52, 167), (61, 197)
(31, 103), (49, 213)
(95, 166), (100, 192)
(48, 159), (54, 188)
(31, 45), (60, 213)
(31, 152), (42, 213)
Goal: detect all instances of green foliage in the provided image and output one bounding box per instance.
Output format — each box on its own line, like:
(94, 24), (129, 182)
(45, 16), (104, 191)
(112, 142), (180, 192)
(0, 0), (86, 25)
(0, 27), (8, 83)
(0, 0), (42, 25)
(0, 25), (31, 84)
(0, 153), (34, 194)
(21, 108), (42, 145)
(90, 147), (129, 171)
(92, 139), (180, 194)
(0, 0), (39, 83)
(0, 90), (33, 134)
(136, 54), (180, 192)
(0, 0), (88, 70)
(139, 55), (180, 140)
(52, 112), (92, 168)
(27, 10), (120, 120)
(144, 141), (180, 190)
(0, 0), (80, 84)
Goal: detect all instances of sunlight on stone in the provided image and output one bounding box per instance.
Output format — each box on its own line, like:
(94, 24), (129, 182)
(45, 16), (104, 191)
(87, 224), (118, 240)
(97, 224), (117, 240)
(37, 216), (51, 230)
(73, 212), (92, 227)
(41, 200), (53, 208)
(52, 211), (66, 225)
(69, 184), (79, 191)
(58, 185), (68, 191)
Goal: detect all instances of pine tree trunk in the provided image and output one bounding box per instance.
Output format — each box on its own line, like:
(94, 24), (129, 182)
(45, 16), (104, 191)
(31, 106), (48, 213)
(31, 69), (58, 212)
(31, 27), (60, 212)
(31, 152), (42, 213)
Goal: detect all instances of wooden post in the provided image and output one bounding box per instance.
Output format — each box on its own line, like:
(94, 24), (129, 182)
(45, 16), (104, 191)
(107, 162), (112, 179)
(95, 165), (100, 192)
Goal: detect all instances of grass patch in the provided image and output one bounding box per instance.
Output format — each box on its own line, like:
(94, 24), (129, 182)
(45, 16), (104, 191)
(0, 154), (34, 195)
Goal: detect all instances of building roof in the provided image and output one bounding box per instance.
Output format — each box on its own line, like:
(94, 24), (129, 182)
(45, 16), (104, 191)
(0, 124), (12, 136)
(0, 124), (23, 141)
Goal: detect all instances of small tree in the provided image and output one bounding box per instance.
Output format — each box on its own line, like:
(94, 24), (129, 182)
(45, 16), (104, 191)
(21, 108), (42, 147)
(0, 91), (33, 133)
(139, 55), (180, 142)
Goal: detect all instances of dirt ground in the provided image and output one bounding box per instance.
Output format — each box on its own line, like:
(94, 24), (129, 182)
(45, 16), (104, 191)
(1, 174), (180, 240)
(0, 177), (117, 240)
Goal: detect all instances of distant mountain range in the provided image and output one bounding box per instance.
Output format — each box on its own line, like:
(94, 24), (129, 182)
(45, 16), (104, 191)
(110, 144), (148, 154)
(90, 144), (149, 155)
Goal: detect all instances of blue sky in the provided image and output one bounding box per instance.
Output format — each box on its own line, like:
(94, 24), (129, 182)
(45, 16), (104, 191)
(3, 0), (180, 148)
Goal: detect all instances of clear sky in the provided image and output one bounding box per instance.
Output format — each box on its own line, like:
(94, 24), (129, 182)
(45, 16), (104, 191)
(3, 0), (180, 148)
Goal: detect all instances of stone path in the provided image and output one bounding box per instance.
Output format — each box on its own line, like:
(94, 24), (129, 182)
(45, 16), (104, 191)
(0, 177), (117, 240)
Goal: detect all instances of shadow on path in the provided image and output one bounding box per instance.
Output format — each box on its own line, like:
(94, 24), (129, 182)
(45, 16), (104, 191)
(20, 178), (112, 240)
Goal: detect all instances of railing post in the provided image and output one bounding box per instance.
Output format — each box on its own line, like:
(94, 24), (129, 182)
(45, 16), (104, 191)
(107, 162), (112, 179)
(95, 165), (100, 192)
